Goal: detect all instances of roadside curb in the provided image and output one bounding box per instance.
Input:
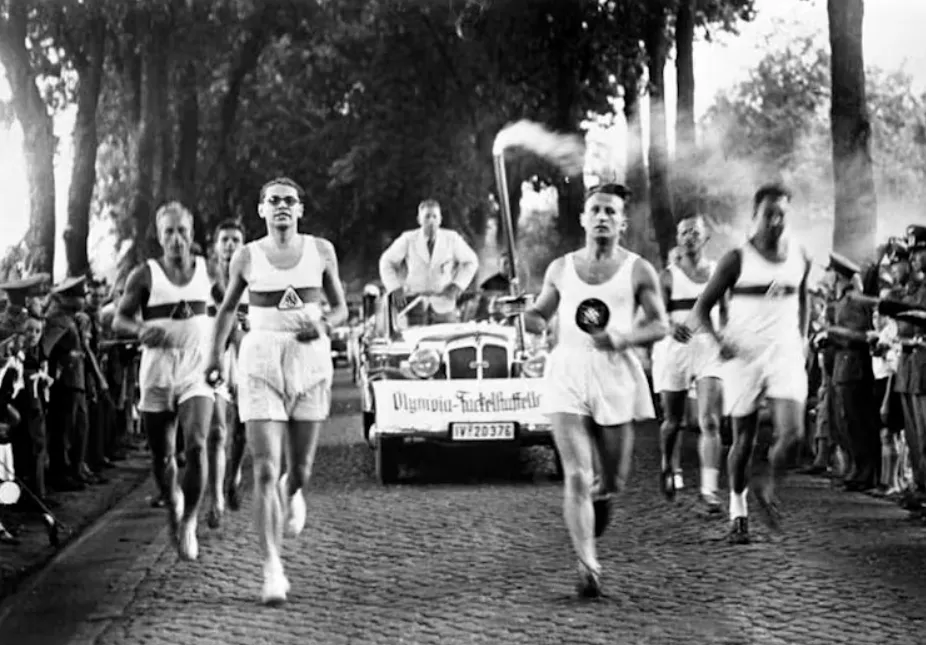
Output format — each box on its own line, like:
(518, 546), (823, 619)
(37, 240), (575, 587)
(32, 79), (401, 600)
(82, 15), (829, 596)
(0, 449), (152, 608)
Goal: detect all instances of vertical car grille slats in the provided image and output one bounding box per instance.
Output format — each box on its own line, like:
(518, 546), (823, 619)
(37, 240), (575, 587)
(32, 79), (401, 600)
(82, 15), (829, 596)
(447, 346), (478, 379)
(481, 343), (509, 379)
(445, 339), (510, 379)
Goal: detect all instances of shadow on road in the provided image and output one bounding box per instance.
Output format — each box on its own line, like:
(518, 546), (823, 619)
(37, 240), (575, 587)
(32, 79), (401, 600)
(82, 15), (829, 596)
(308, 442), (561, 491)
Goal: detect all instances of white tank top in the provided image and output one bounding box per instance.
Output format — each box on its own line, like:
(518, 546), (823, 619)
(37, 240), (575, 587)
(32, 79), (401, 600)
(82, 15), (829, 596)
(142, 257), (212, 348)
(557, 251), (638, 350)
(725, 241), (806, 352)
(666, 262), (719, 328)
(245, 235), (325, 332)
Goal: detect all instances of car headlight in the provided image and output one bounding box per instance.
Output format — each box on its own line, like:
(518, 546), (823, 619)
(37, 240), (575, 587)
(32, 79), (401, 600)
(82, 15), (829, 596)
(407, 348), (441, 379)
(521, 350), (547, 378)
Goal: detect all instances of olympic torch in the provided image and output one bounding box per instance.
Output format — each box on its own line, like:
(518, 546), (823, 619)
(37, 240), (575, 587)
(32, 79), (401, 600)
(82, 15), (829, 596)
(491, 120), (587, 355)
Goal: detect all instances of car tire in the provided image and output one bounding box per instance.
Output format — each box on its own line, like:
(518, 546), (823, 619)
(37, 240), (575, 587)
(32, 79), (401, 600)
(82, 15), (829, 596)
(375, 436), (400, 485)
(362, 411), (375, 444)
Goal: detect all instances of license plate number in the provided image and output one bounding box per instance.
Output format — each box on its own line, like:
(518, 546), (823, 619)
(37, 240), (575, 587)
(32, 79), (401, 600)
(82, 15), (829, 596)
(450, 422), (515, 441)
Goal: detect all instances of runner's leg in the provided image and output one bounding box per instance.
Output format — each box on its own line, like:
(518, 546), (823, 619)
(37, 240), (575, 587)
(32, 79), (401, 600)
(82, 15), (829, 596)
(248, 419), (289, 603)
(659, 390), (687, 499)
(207, 396), (228, 527)
(176, 395), (214, 560)
(226, 401), (247, 510)
(142, 411), (183, 541)
(696, 376), (724, 511)
(551, 412), (600, 596)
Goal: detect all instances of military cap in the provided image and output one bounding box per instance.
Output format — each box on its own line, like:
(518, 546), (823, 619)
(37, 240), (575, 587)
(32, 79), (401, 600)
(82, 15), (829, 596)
(906, 225), (926, 251)
(0, 273), (51, 307)
(51, 275), (87, 297)
(883, 237), (910, 263)
(827, 252), (861, 278)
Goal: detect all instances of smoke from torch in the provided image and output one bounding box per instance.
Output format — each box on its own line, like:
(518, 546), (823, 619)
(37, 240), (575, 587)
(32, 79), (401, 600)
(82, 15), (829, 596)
(491, 120), (587, 177)
(491, 120), (586, 354)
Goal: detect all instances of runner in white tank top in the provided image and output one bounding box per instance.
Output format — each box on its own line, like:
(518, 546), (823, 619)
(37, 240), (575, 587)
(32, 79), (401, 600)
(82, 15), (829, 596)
(652, 214), (726, 513)
(207, 177), (349, 606)
(112, 202), (216, 562)
(520, 184), (669, 599)
(207, 220), (251, 517)
(691, 183), (812, 546)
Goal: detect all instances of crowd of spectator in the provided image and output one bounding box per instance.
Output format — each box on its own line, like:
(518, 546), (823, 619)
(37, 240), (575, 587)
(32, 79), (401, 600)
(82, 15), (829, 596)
(0, 275), (141, 544)
(801, 224), (926, 514)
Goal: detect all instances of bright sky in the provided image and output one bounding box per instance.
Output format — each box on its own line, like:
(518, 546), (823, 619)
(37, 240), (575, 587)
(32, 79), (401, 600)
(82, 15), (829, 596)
(1, 0), (925, 278)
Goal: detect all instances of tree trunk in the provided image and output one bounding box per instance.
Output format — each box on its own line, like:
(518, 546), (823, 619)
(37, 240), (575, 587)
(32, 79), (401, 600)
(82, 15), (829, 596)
(552, 6), (585, 248)
(64, 12), (107, 278)
(643, 4), (675, 265)
(128, 16), (173, 259)
(828, 0), (877, 263)
(207, 10), (273, 221)
(174, 59), (199, 211)
(674, 0), (696, 155)
(0, 1), (56, 276)
(622, 76), (658, 264)
(673, 0), (698, 219)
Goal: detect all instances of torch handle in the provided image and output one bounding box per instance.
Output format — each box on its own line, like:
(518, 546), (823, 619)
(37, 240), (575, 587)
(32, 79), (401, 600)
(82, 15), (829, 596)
(492, 152), (527, 354)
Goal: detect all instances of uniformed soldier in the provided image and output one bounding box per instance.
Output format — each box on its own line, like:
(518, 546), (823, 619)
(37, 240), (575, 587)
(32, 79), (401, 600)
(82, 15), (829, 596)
(0, 274), (50, 336)
(904, 225), (926, 511)
(824, 252), (880, 492)
(43, 276), (98, 490)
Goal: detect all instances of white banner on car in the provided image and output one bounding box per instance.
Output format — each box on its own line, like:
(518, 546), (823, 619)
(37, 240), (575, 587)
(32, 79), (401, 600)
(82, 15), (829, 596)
(371, 379), (547, 433)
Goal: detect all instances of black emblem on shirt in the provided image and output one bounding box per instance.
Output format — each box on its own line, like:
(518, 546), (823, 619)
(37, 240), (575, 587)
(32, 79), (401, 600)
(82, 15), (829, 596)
(170, 301), (195, 320)
(575, 298), (610, 334)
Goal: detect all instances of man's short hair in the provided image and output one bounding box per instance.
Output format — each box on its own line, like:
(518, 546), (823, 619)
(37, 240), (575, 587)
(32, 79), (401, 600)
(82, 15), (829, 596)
(155, 201), (194, 226)
(584, 183), (631, 203)
(259, 177), (305, 202)
(676, 208), (704, 226)
(418, 199), (441, 212)
(752, 182), (792, 215)
(214, 218), (244, 239)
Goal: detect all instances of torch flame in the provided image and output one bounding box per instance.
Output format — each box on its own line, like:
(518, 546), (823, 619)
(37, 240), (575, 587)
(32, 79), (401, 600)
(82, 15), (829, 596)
(491, 120), (586, 177)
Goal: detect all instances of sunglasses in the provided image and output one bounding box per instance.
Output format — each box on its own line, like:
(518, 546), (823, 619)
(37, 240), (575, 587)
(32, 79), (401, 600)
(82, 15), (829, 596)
(265, 196), (300, 207)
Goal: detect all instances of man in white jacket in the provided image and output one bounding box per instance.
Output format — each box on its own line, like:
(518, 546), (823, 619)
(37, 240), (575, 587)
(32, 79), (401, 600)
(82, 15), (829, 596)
(379, 199), (479, 325)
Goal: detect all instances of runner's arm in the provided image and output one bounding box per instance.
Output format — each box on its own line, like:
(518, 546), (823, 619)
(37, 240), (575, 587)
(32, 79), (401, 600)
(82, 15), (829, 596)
(692, 249), (741, 345)
(319, 239), (348, 330)
(626, 258), (668, 347)
(112, 265), (151, 338)
(717, 290), (730, 328)
(210, 246), (250, 361)
(798, 251), (812, 339)
(659, 267), (673, 310)
(523, 258), (562, 334)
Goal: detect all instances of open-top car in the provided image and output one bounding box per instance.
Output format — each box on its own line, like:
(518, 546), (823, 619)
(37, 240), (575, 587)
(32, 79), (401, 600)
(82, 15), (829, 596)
(357, 287), (556, 484)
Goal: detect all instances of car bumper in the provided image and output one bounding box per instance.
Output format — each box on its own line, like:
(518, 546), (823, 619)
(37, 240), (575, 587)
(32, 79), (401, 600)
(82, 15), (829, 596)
(370, 421), (553, 445)
(368, 378), (553, 445)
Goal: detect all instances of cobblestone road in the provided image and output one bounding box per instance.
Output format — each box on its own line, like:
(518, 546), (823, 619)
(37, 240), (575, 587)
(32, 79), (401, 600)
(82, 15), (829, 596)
(2, 369), (926, 645)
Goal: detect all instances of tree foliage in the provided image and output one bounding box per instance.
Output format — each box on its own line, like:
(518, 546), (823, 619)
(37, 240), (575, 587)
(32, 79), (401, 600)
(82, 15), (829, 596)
(696, 30), (924, 256)
(3, 0), (760, 285)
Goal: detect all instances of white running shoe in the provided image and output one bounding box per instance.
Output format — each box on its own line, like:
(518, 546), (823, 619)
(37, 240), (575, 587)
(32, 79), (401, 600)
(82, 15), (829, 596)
(673, 472), (685, 490)
(261, 560), (290, 605)
(285, 490), (306, 537)
(178, 517), (198, 561)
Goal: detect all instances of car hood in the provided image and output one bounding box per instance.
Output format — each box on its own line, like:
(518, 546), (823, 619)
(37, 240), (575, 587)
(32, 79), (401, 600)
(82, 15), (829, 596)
(399, 321), (517, 347)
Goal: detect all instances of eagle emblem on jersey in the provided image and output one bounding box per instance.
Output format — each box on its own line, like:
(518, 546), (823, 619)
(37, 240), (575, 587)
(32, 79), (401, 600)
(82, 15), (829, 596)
(170, 301), (195, 320)
(277, 286), (304, 311)
(575, 298), (610, 334)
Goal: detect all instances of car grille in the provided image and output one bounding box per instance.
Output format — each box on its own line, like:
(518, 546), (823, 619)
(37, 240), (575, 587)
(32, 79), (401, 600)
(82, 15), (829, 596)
(445, 341), (510, 379)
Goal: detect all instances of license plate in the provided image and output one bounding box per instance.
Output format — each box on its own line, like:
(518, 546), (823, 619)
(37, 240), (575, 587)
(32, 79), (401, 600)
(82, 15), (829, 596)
(449, 422), (515, 441)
